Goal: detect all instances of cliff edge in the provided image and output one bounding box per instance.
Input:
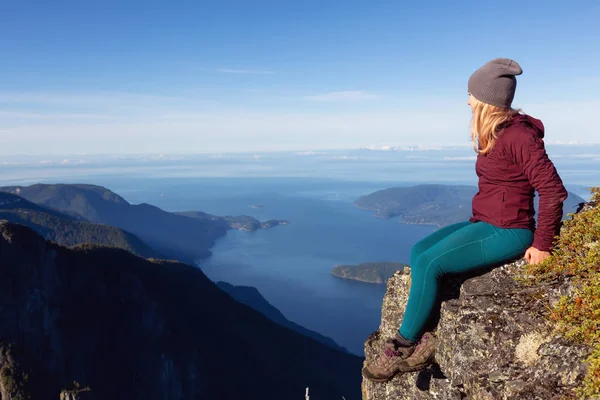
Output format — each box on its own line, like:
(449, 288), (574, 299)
(0, 221), (362, 400)
(363, 200), (599, 400)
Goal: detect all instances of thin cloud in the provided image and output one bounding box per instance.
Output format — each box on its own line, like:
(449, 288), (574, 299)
(0, 110), (109, 120)
(216, 68), (275, 75)
(443, 156), (477, 161)
(0, 91), (185, 105)
(158, 112), (212, 120)
(1, 92), (598, 155)
(304, 90), (380, 102)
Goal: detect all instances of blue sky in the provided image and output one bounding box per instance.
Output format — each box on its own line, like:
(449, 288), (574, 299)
(1, 0), (599, 155)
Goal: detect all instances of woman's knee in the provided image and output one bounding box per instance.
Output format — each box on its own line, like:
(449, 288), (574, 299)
(409, 237), (437, 267)
(411, 251), (445, 279)
(409, 245), (425, 267)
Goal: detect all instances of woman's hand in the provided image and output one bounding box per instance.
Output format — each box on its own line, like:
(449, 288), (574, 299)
(523, 246), (551, 265)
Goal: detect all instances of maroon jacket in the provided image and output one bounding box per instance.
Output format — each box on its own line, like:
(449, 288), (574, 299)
(470, 113), (568, 252)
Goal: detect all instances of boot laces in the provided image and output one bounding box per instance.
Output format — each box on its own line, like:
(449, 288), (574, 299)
(415, 333), (430, 352)
(383, 340), (402, 358)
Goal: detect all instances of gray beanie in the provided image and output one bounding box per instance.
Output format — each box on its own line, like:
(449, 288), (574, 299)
(468, 58), (523, 108)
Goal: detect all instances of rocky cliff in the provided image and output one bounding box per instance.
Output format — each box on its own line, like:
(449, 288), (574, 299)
(362, 202), (598, 400)
(216, 281), (348, 352)
(0, 221), (362, 400)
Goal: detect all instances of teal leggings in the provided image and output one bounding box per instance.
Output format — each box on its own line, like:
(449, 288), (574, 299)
(399, 221), (533, 342)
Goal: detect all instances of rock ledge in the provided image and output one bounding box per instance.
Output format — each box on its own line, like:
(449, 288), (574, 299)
(362, 259), (592, 400)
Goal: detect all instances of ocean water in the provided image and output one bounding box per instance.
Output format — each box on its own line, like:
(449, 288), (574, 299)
(2, 146), (597, 355)
(102, 177), (435, 355)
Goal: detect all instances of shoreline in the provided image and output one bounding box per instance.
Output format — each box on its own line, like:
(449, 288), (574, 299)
(352, 204), (443, 228)
(330, 271), (386, 285)
(331, 261), (407, 285)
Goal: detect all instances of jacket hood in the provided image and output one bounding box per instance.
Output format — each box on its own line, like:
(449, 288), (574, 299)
(507, 113), (545, 139)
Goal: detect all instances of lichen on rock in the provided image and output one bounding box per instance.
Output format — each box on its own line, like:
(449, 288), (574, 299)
(362, 206), (596, 400)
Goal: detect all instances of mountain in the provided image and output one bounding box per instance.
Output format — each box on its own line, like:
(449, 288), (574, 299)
(354, 185), (476, 226)
(0, 190), (73, 217)
(566, 184), (596, 201)
(533, 191), (584, 219)
(355, 184), (585, 227)
(216, 282), (347, 353)
(0, 192), (163, 259)
(331, 262), (408, 284)
(0, 184), (229, 263)
(0, 221), (362, 399)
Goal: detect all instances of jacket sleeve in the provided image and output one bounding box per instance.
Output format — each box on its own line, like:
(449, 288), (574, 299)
(507, 129), (568, 252)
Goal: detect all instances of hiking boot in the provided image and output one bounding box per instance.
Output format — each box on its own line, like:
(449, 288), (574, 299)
(362, 334), (415, 382)
(398, 332), (436, 372)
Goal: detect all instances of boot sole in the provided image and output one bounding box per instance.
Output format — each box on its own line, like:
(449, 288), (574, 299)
(398, 356), (435, 373)
(361, 370), (400, 383)
(362, 358), (434, 382)
(362, 363), (432, 383)
(398, 363), (428, 373)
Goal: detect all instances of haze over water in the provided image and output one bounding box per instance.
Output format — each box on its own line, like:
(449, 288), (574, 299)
(1, 146), (597, 354)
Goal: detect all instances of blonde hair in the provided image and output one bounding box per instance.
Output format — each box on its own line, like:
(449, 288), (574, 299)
(470, 99), (519, 154)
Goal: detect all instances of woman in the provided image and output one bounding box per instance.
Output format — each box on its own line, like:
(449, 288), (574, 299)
(362, 58), (568, 382)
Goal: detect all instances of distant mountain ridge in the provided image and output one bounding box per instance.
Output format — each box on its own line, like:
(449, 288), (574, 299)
(1, 186), (342, 354)
(0, 190), (77, 218)
(0, 184), (229, 263)
(0, 184), (289, 263)
(0, 192), (163, 259)
(2, 184), (128, 219)
(355, 184), (585, 227)
(0, 221), (362, 399)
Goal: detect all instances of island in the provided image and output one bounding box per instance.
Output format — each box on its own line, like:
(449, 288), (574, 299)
(176, 211), (288, 232)
(354, 184), (586, 227)
(260, 219), (289, 229)
(354, 184), (476, 227)
(331, 262), (408, 284)
(223, 215), (289, 232)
